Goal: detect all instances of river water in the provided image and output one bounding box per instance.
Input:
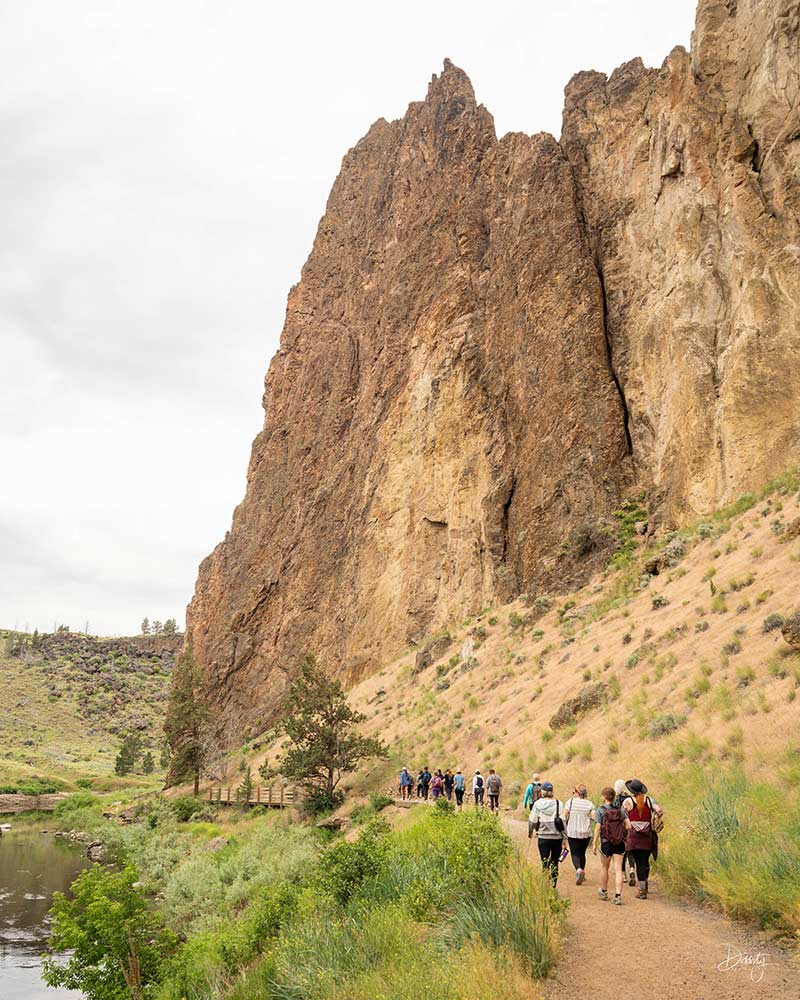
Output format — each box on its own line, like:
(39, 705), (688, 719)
(0, 826), (88, 999)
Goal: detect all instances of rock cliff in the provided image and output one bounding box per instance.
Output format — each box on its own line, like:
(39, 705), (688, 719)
(183, 0), (800, 740)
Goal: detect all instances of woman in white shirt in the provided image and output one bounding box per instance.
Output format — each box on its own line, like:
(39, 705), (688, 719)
(563, 784), (595, 885)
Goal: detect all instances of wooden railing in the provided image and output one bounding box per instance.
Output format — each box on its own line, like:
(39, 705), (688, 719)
(207, 784), (298, 808)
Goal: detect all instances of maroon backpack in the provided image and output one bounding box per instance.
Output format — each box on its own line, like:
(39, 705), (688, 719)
(600, 805), (627, 846)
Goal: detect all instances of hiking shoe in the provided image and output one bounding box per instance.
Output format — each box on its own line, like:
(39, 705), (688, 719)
(613, 894), (622, 906)
(598, 888), (608, 900)
(628, 869), (636, 887)
(576, 869), (585, 885)
(636, 888), (648, 899)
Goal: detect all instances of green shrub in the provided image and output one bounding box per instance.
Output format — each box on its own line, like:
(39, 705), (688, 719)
(43, 864), (177, 1000)
(53, 792), (98, 817)
(647, 713), (686, 738)
(171, 794), (205, 823)
(763, 613), (785, 634)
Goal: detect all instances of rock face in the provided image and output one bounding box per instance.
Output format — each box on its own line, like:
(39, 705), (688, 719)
(561, 0), (800, 518)
(184, 0), (800, 742)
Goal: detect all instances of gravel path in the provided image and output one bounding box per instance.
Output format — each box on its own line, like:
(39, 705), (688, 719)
(503, 817), (797, 999)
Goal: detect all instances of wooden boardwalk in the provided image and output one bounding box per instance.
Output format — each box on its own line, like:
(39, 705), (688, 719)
(206, 784), (298, 808)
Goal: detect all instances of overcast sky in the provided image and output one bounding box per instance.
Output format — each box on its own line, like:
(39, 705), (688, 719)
(0, 0), (697, 636)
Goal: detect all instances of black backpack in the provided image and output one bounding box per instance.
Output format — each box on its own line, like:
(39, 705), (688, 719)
(475, 775), (484, 789)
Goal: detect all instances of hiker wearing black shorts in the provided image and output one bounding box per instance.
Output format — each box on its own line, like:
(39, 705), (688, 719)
(528, 781), (566, 887)
(593, 785), (627, 905)
(486, 769), (502, 812)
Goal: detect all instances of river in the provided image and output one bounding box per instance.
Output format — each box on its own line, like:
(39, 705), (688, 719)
(0, 826), (88, 999)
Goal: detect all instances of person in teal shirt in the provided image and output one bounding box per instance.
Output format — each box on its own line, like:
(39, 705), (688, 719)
(523, 772), (542, 809)
(453, 769), (466, 811)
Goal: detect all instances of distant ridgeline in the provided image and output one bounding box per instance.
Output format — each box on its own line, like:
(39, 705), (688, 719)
(2, 629), (181, 780)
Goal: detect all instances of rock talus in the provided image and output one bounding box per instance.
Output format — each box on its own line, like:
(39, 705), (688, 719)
(184, 0), (800, 740)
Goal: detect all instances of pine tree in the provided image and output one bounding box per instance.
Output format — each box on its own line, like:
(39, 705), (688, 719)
(141, 750), (155, 774)
(141, 617), (150, 635)
(163, 618), (177, 635)
(164, 643), (211, 794)
(151, 620), (162, 636)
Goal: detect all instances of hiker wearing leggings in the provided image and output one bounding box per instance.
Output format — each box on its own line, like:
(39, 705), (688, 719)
(623, 778), (663, 899)
(528, 781), (566, 887)
(564, 784), (595, 885)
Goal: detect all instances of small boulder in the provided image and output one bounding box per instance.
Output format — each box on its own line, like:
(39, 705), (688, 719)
(785, 517), (800, 541)
(86, 841), (105, 861)
(413, 649), (432, 674)
(644, 555), (665, 576)
(316, 814), (349, 831)
(204, 836), (229, 853)
(781, 610), (800, 649)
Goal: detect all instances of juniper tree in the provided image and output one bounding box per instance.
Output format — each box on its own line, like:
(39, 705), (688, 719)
(275, 653), (387, 811)
(164, 642), (211, 794)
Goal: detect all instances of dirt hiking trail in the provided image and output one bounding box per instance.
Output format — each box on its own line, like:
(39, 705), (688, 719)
(504, 818), (798, 999)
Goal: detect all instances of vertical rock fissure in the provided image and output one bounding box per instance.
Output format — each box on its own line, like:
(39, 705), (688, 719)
(595, 262), (633, 457)
(501, 473), (517, 563)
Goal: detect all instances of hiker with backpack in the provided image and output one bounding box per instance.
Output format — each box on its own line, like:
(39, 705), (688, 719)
(416, 769), (425, 799)
(593, 785), (627, 905)
(527, 781), (567, 887)
(486, 769), (502, 812)
(564, 784), (595, 885)
(430, 770), (444, 801)
(453, 769), (466, 810)
(444, 769), (455, 801)
(622, 778), (663, 899)
(421, 767), (432, 800)
(523, 772), (542, 809)
(472, 770), (485, 807)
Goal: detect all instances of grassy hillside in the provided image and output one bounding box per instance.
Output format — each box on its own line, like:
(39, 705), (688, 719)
(0, 630), (178, 791)
(345, 472), (800, 798)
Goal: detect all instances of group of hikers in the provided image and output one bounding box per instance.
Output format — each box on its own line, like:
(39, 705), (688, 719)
(398, 766), (662, 903)
(398, 766), (504, 811)
(526, 774), (663, 902)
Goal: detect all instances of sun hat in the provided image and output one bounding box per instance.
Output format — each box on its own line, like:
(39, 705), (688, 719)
(625, 778), (648, 795)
